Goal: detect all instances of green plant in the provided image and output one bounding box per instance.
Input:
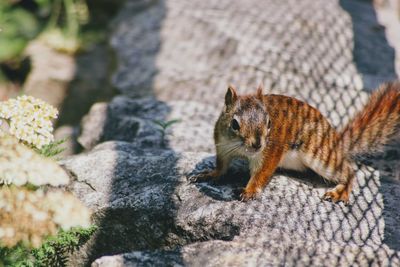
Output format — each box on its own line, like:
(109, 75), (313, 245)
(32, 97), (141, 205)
(30, 226), (97, 266)
(0, 0), (89, 66)
(39, 0), (89, 53)
(0, 2), (40, 63)
(153, 119), (181, 147)
(36, 138), (67, 158)
(0, 244), (34, 267)
(0, 226), (97, 267)
(0, 96), (92, 266)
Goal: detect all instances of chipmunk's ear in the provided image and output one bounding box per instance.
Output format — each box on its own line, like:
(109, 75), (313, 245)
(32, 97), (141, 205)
(225, 85), (238, 106)
(256, 82), (264, 99)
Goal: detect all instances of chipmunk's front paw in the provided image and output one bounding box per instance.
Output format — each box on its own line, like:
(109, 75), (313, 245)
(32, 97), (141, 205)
(240, 188), (257, 202)
(322, 185), (349, 205)
(188, 170), (218, 183)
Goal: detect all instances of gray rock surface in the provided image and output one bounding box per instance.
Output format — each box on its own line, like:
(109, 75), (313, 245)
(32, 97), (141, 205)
(62, 0), (400, 266)
(64, 141), (400, 266)
(24, 40), (76, 108)
(78, 96), (218, 152)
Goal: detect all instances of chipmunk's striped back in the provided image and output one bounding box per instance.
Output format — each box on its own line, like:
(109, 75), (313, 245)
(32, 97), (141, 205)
(263, 94), (346, 184)
(262, 82), (400, 203)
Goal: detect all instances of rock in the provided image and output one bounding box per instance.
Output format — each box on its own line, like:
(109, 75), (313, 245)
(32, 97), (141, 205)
(375, 0), (400, 78)
(62, 141), (400, 266)
(56, 44), (116, 127)
(61, 0), (400, 265)
(54, 125), (81, 156)
(78, 96), (218, 153)
(0, 82), (20, 101)
(23, 40), (76, 108)
(110, 0), (396, 103)
(92, 236), (400, 267)
(91, 251), (183, 267)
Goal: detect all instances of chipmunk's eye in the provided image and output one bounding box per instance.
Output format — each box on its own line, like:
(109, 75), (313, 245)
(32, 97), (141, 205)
(231, 118), (240, 131)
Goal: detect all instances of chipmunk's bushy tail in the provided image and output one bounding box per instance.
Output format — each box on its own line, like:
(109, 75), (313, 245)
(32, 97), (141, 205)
(339, 81), (400, 156)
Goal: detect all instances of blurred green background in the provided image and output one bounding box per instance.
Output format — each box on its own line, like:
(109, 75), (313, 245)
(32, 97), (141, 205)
(0, 0), (116, 88)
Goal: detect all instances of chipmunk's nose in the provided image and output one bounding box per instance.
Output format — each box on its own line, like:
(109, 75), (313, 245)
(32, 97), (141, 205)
(251, 140), (262, 150)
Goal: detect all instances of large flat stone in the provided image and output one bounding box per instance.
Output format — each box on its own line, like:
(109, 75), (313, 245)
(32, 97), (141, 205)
(62, 141), (400, 266)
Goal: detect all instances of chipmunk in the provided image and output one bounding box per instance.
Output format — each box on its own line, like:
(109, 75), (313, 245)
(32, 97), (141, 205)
(189, 82), (400, 204)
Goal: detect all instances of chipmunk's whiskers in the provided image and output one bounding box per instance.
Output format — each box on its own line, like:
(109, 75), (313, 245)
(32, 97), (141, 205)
(217, 141), (242, 158)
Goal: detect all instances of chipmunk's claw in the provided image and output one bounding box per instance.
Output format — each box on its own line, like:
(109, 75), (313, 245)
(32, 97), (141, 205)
(239, 189), (257, 202)
(322, 190), (349, 205)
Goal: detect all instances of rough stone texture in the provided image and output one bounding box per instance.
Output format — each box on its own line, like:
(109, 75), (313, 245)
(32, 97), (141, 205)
(23, 40), (76, 108)
(56, 44), (116, 127)
(62, 0), (400, 266)
(375, 0), (400, 77)
(78, 96), (218, 152)
(111, 0), (395, 98)
(64, 142), (400, 266)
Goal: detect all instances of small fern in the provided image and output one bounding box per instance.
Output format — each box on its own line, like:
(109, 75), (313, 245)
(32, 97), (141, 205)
(0, 226), (96, 267)
(30, 226), (97, 267)
(0, 244), (34, 267)
(35, 138), (67, 158)
(153, 119), (181, 147)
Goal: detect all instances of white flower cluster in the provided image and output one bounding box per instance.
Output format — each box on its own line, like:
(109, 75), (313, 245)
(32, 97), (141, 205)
(45, 191), (91, 230)
(0, 96), (92, 249)
(0, 188), (91, 248)
(0, 135), (69, 186)
(0, 95), (58, 149)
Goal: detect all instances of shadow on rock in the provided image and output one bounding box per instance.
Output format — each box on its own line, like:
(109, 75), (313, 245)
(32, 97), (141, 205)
(339, 0), (397, 91)
(64, 0), (186, 265)
(187, 156), (336, 203)
(340, 0), (400, 252)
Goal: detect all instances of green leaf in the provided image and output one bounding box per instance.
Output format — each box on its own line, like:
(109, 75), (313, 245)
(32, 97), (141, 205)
(34, 0), (52, 7)
(164, 119), (181, 128)
(0, 5), (40, 61)
(0, 38), (27, 62)
(152, 119), (167, 129)
(31, 225), (97, 266)
(152, 119), (181, 130)
(35, 138), (67, 158)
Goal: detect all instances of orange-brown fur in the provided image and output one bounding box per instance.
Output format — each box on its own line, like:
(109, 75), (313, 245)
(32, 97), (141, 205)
(190, 82), (400, 204)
